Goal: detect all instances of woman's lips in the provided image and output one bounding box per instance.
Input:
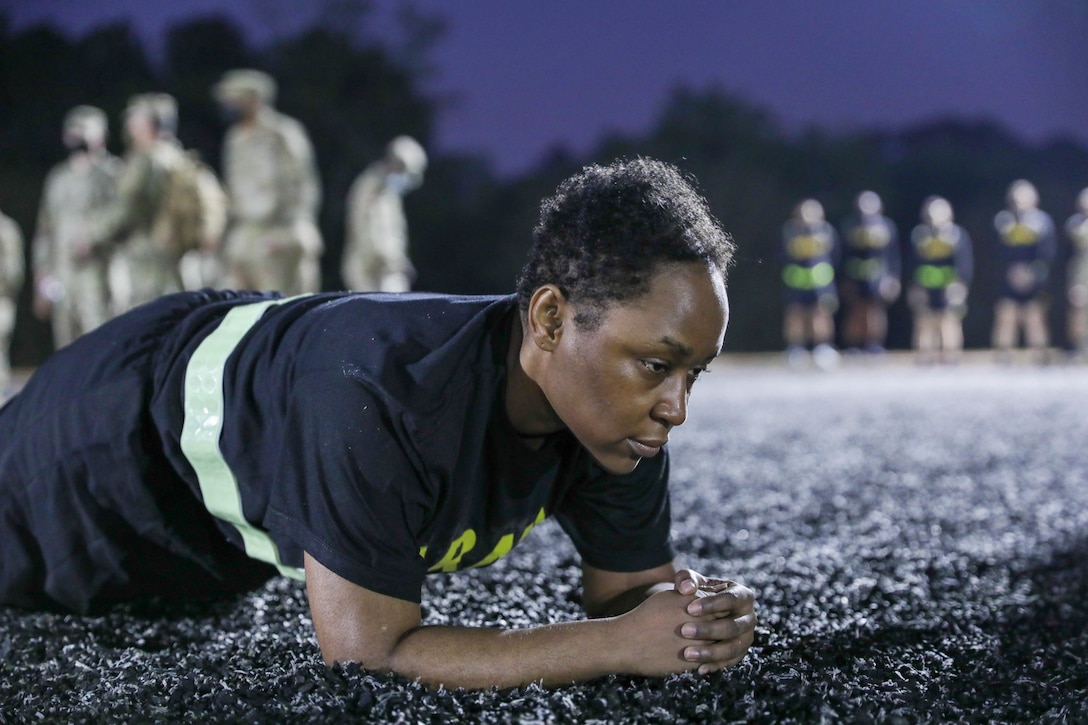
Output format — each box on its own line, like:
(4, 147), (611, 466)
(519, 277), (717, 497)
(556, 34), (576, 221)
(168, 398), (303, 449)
(628, 438), (665, 458)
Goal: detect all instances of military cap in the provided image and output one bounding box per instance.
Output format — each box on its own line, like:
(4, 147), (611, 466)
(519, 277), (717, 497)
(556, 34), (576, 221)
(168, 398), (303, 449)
(126, 93), (179, 134)
(63, 105), (108, 135)
(213, 69), (277, 104)
(387, 136), (428, 176)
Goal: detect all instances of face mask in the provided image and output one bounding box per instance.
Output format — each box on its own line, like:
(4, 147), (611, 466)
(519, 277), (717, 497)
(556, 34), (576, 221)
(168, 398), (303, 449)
(219, 105), (244, 126)
(385, 172), (414, 195)
(64, 136), (90, 153)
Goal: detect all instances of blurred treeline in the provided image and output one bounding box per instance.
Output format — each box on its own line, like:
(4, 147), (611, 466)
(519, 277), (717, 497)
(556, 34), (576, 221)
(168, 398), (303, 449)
(2, 9), (1087, 365)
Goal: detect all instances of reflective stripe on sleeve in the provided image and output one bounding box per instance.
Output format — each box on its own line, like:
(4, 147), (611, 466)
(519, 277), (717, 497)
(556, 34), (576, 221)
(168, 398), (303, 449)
(180, 298), (306, 580)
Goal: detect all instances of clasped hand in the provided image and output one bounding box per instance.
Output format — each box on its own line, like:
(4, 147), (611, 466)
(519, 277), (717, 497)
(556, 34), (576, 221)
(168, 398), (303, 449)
(621, 569), (756, 677)
(674, 569), (756, 674)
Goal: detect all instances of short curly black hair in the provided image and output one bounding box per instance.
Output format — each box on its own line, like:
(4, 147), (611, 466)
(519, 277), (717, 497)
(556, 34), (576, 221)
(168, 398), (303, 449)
(515, 157), (735, 328)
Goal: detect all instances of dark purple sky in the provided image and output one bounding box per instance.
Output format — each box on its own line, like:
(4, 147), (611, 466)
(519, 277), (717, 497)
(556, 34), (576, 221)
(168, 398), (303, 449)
(8, 0), (1088, 177)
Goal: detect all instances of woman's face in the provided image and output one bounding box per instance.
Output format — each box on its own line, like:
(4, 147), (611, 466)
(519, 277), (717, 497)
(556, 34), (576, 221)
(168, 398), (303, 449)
(124, 111), (156, 148)
(539, 261), (729, 475)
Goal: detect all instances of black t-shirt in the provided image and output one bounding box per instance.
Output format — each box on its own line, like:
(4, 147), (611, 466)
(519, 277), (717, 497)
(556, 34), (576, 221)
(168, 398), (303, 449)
(151, 291), (674, 603)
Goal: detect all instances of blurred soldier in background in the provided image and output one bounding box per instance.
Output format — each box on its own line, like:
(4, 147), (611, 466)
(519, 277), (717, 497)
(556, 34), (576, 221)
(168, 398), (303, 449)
(838, 190), (900, 355)
(782, 199), (840, 370)
(0, 209), (24, 394)
(907, 196), (973, 364)
(1065, 187), (1088, 360)
(178, 164), (230, 292)
(342, 136), (427, 292)
(87, 94), (198, 310)
(214, 69), (323, 295)
(31, 106), (121, 348)
(992, 179), (1056, 363)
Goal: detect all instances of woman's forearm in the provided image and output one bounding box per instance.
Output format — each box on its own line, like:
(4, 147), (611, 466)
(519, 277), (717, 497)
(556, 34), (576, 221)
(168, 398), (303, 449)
(388, 617), (623, 690)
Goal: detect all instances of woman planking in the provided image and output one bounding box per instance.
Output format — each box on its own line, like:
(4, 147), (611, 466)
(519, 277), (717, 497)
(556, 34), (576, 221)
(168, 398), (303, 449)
(0, 158), (756, 690)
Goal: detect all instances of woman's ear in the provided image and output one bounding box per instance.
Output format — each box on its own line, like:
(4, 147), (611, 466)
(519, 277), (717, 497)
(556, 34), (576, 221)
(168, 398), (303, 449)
(526, 285), (567, 352)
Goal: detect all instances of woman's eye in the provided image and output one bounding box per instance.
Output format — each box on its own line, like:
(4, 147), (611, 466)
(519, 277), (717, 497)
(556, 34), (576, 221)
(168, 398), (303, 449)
(688, 366), (709, 382)
(643, 360), (669, 374)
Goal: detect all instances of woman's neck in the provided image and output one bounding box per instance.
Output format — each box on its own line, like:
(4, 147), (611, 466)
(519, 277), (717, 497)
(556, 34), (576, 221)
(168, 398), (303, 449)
(503, 317), (564, 443)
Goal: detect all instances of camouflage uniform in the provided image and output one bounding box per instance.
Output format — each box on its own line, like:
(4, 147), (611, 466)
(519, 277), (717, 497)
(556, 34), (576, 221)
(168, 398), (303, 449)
(0, 211), (25, 389)
(92, 142), (191, 310)
(90, 95), (189, 311)
(215, 70), (323, 296)
(33, 106), (122, 348)
(342, 136), (427, 292)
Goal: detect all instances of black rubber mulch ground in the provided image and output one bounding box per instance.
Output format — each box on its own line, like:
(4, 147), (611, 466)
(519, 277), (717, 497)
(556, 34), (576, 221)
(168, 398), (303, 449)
(2, 362), (1087, 723)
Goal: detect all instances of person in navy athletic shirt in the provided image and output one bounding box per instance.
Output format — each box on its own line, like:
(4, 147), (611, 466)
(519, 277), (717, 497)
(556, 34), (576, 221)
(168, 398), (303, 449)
(992, 179), (1056, 363)
(781, 198), (840, 369)
(1063, 187), (1088, 359)
(838, 191), (901, 355)
(907, 196), (974, 364)
(0, 158), (755, 690)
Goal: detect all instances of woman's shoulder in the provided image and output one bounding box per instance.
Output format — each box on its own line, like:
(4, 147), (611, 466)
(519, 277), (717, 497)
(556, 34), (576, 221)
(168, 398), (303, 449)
(262, 292), (518, 390)
(281, 291), (515, 344)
